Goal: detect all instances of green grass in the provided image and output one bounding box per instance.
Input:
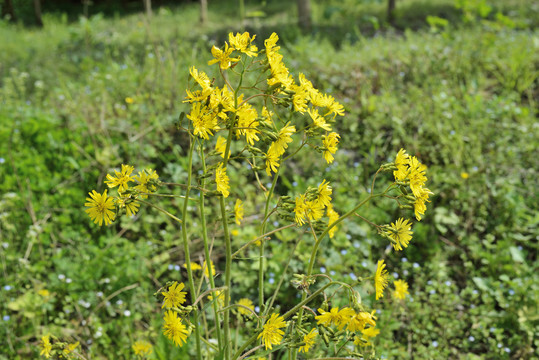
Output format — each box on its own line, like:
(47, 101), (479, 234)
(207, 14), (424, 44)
(1, 0), (537, 359)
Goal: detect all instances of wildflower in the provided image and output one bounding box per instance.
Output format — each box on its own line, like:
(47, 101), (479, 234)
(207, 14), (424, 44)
(388, 218), (413, 251)
(236, 103), (260, 145)
(237, 298), (255, 315)
(215, 163), (230, 198)
(347, 310), (377, 332)
(134, 169), (159, 198)
(461, 172), (469, 179)
(414, 188), (433, 221)
(292, 86), (309, 113)
(40, 335), (52, 358)
(408, 156), (428, 197)
(229, 32), (258, 57)
(325, 95), (345, 118)
(322, 132), (340, 164)
(125, 97), (134, 104)
(189, 66), (212, 94)
(393, 148), (410, 181)
(183, 262), (202, 271)
(187, 102), (218, 140)
(293, 195), (308, 225)
(272, 122), (296, 156)
(63, 341), (79, 356)
(265, 150), (280, 176)
(234, 199), (244, 225)
(299, 328), (317, 353)
(202, 260), (216, 278)
(327, 204), (339, 238)
(38, 289), (50, 297)
(85, 189), (116, 226)
(258, 313), (286, 350)
(354, 326), (380, 346)
(162, 282), (187, 309)
(315, 307), (349, 329)
(132, 340), (152, 356)
(116, 195), (140, 217)
(307, 108), (332, 131)
(105, 164), (135, 193)
(265, 32), (280, 54)
(207, 290), (225, 307)
(374, 259), (390, 300)
(305, 200), (324, 222)
(393, 279), (409, 300)
(208, 43), (239, 69)
(215, 136), (227, 158)
(163, 310), (189, 347)
(316, 179), (332, 207)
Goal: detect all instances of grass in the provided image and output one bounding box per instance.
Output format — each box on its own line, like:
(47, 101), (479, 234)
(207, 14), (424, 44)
(0, 0), (537, 358)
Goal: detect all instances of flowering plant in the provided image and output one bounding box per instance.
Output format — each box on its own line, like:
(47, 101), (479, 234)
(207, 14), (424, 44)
(80, 31), (432, 360)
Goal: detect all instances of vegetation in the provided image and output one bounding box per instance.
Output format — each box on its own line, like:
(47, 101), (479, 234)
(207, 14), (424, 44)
(0, 0), (537, 359)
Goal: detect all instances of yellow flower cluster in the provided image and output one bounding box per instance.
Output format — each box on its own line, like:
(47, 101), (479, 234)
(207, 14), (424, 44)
(160, 282), (190, 347)
(315, 306), (377, 335)
(85, 165), (159, 226)
(132, 340), (153, 357)
(393, 148), (433, 221)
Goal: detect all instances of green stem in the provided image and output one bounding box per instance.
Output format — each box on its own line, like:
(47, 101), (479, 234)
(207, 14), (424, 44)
(220, 195), (232, 360)
(179, 139), (202, 360)
(259, 170), (280, 311)
(198, 140), (223, 350)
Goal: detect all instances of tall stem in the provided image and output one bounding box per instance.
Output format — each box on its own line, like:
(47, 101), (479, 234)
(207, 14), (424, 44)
(180, 139), (202, 360)
(198, 141), (223, 350)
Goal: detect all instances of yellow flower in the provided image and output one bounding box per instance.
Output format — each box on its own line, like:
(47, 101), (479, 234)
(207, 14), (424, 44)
(85, 189), (116, 226)
(461, 172), (469, 179)
(327, 203), (339, 239)
(388, 218), (413, 251)
(236, 103), (260, 145)
(307, 108), (332, 131)
(305, 200), (324, 222)
(215, 136), (227, 158)
(354, 326), (380, 346)
(189, 66), (212, 94)
(202, 260), (216, 278)
(346, 310), (376, 332)
(132, 340), (152, 356)
(265, 150), (280, 177)
(237, 298), (254, 315)
(298, 328), (317, 353)
(163, 310), (189, 347)
(215, 163), (230, 198)
(316, 179), (332, 207)
(208, 43), (240, 69)
(292, 85), (309, 113)
(115, 195), (140, 217)
(265, 32), (280, 54)
(374, 259), (390, 300)
(408, 156), (428, 197)
(414, 187), (433, 221)
(187, 102), (218, 140)
(134, 169), (159, 198)
(234, 199), (244, 225)
(293, 194), (308, 225)
(125, 97), (134, 104)
(63, 341), (79, 355)
(38, 289), (50, 297)
(271, 122), (296, 156)
(207, 289), (225, 307)
(40, 335), (52, 358)
(228, 32), (258, 57)
(322, 132), (340, 164)
(393, 148), (410, 181)
(105, 164), (135, 193)
(183, 262), (202, 271)
(315, 307), (351, 329)
(393, 279), (409, 300)
(258, 313), (286, 350)
(162, 282), (187, 309)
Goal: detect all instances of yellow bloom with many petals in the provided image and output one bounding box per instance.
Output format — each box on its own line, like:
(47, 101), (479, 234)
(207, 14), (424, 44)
(393, 279), (409, 300)
(236, 104), (260, 145)
(307, 108), (332, 131)
(202, 260), (216, 278)
(305, 200), (324, 222)
(132, 340), (152, 356)
(115, 195), (140, 217)
(162, 282), (187, 309)
(316, 179), (332, 207)
(234, 199), (244, 225)
(327, 203), (339, 239)
(85, 189), (116, 226)
(272, 122), (296, 156)
(293, 194), (308, 225)
(215, 163), (230, 198)
(408, 156), (428, 197)
(237, 298), (255, 315)
(187, 102), (218, 140)
(265, 150), (280, 177)
(388, 218), (413, 251)
(63, 341), (79, 356)
(322, 132), (340, 164)
(105, 164), (135, 193)
(229, 32), (258, 57)
(134, 169), (159, 198)
(393, 148), (410, 181)
(299, 328), (317, 353)
(208, 43), (239, 69)
(414, 187), (433, 221)
(315, 307), (352, 330)
(258, 313), (286, 350)
(163, 310), (189, 347)
(183, 262), (202, 271)
(207, 290), (225, 307)
(215, 136), (227, 159)
(40, 335), (52, 358)
(374, 259), (390, 300)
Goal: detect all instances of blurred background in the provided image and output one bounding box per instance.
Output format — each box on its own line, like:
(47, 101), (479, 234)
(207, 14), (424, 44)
(0, 0), (537, 359)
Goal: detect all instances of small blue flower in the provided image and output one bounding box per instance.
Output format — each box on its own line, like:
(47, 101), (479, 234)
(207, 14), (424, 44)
(401, 257), (408, 262)
(429, 289), (436, 295)
(330, 270), (336, 276)
(340, 249), (347, 255)
(472, 289), (479, 295)
(320, 267), (326, 274)
(413, 262), (420, 268)
(508, 289), (515, 296)
(497, 343), (502, 348)
(504, 347), (510, 353)
(393, 272), (399, 279)
(432, 341), (438, 348)
(254, 306), (260, 313)
(445, 281), (452, 286)
(174, 265), (180, 271)
(468, 336), (475, 342)
(349, 273), (357, 281)
(168, 264), (174, 270)
(3, 285), (11, 291)
(2, 315), (10, 321)
(268, 278), (275, 284)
